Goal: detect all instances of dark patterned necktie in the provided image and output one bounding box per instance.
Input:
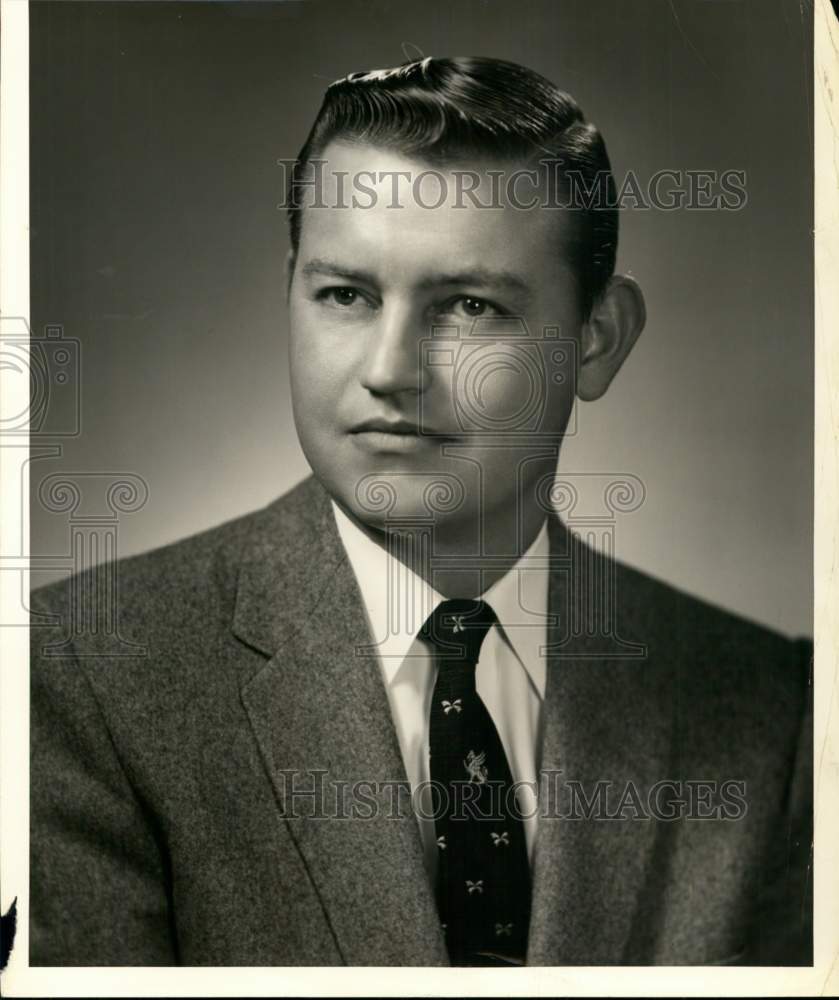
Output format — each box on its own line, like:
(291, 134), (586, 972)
(421, 598), (532, 966)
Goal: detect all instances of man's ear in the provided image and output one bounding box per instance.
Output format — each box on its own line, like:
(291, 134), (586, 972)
(285, 248), (297, 300)
(576, 275), (646, 402)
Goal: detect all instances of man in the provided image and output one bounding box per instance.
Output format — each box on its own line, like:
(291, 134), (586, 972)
(30, 56), (812, 966)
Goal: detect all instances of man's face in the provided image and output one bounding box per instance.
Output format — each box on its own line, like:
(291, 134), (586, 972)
(288, 141), (584, 544)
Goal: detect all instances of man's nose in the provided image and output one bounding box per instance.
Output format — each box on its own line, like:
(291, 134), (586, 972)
(359, 302), (428, 397)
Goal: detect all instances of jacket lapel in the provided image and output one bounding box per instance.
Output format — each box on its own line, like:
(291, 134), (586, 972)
(526, 516), (672, 965)
(231, 476), (671, 966)
(233, 477), (446, 965)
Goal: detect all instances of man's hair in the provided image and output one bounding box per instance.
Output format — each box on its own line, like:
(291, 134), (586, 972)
(288, 56), (617, 319)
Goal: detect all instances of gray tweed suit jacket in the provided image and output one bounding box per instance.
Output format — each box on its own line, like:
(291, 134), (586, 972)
(29, 474), (812, 966)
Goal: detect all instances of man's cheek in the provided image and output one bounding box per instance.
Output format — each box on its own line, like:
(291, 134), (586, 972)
(463, 369), (524, 424)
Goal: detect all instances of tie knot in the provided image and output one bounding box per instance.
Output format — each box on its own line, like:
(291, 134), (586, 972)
(420, 598), (497, 665)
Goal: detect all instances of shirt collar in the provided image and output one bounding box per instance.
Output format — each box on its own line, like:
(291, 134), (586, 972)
(331, 501), (550, 700)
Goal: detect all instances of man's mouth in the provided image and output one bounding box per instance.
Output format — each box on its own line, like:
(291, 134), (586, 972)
(351, 417), (425, 436)
(349, 417), (459, 452)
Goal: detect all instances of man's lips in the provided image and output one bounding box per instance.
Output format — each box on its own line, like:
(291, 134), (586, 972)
(348, 417), (461, 451)
(350, 418), (426, 435)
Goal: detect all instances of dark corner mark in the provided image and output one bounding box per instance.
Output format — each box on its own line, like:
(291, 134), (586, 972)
(0, 897), (17, 971)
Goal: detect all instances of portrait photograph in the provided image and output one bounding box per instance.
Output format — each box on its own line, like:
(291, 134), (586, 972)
(1, 0), (837, 996)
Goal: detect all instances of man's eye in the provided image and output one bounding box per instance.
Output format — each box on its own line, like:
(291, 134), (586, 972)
(441, 296), (502, 319)
(317, 287), (366, 308)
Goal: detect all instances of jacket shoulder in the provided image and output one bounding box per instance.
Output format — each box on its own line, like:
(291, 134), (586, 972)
(602, 548), (812, 733)
(31, 475), (322, 617)
(29, 475), (329, 661)
(611, 552), (807, 644)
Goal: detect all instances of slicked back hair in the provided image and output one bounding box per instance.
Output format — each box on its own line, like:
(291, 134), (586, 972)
(288, 56), (617, 319)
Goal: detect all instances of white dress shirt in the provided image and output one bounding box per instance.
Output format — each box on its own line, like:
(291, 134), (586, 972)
(331, 501), (550, 877)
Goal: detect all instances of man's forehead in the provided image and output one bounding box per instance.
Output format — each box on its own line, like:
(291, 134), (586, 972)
(313, 138), (529, 191)
(296, 214), (549, 298)
(295, 139), (566, 275)
(298, 138), (562, 218)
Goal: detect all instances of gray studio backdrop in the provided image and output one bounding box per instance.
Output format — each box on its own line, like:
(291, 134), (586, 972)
(29, 0), (813, 637)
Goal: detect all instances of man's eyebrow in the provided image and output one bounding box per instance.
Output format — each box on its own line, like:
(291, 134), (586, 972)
(300, 258), (377, 284)
(300, 258), (532, 299)
(415, 268), (532, 299)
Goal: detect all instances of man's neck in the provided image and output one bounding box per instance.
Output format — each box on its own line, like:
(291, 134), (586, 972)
(336, 495), (550, 599)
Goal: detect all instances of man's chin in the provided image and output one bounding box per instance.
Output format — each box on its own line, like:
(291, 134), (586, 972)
(347, 470), (468, 525)
(319, 471), (467, 538)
